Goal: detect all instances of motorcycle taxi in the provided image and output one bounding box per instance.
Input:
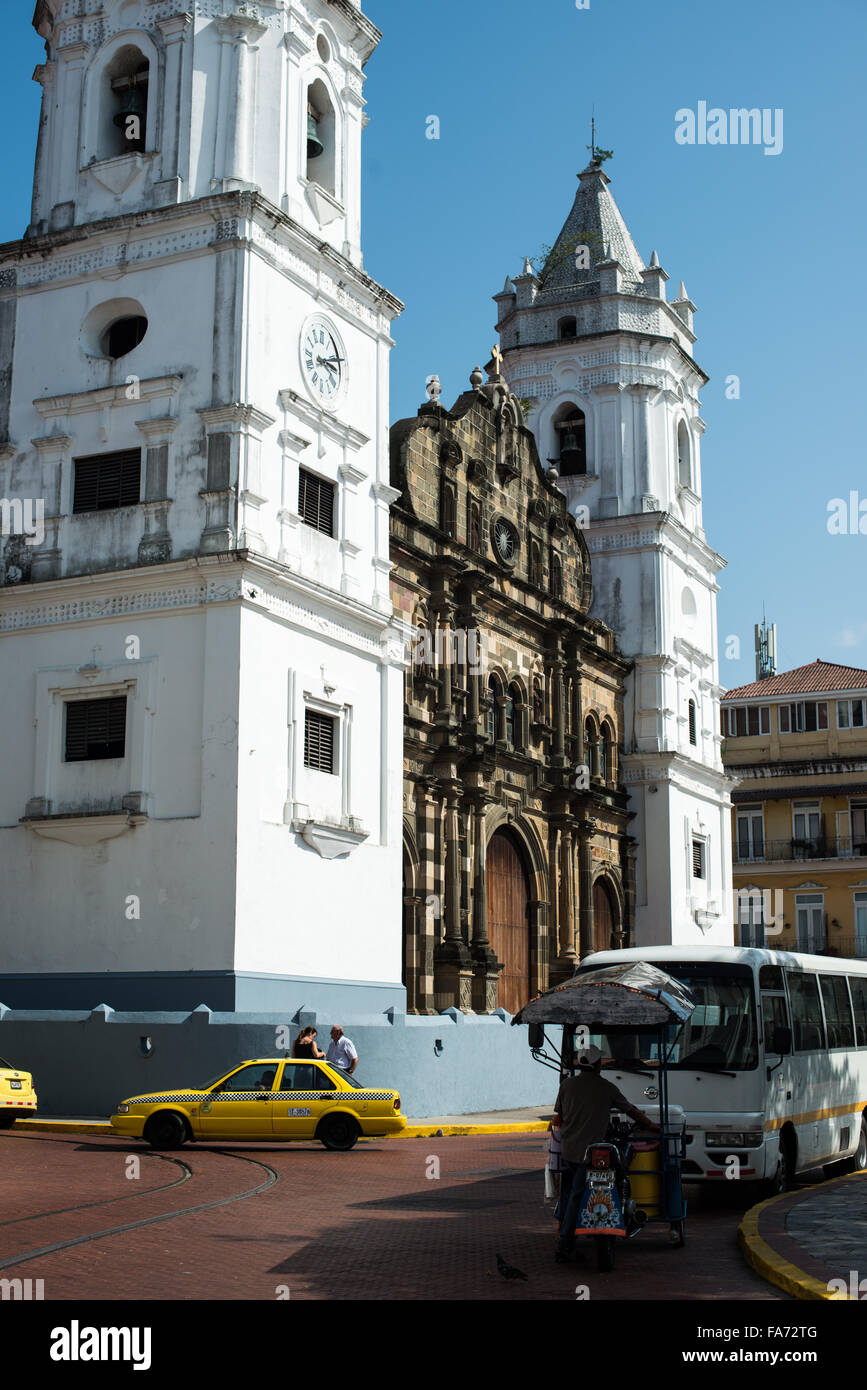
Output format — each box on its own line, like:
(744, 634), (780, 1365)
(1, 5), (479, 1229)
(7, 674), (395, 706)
(513, 960), (696, 1272)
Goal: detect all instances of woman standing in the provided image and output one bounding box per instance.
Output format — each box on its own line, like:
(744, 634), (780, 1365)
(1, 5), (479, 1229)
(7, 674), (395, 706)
(292, 1026), (325, 1059)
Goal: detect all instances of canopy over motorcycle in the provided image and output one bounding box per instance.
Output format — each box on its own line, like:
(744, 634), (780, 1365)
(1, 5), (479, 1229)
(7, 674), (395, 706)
(511, 960), (696, 1032)
(512, 960), (696, 1248)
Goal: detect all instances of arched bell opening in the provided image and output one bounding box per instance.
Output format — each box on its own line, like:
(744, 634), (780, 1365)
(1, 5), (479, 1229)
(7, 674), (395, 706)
(101, 45), (150, 158)
(553, 404), (587, 476)
(306, 78), (337, 195)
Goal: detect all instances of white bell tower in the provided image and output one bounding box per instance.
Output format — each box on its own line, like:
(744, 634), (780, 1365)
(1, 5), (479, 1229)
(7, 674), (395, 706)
(496, 157), (734, 947)
(0, 0), (407, 1014)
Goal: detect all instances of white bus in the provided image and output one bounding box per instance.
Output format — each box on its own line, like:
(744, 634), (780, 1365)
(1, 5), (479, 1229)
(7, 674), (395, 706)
(577, 945), (867, 1193)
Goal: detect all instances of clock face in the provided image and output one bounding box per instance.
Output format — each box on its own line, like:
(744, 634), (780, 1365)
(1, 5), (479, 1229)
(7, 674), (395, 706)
(301, 320), (344, 404)
(493, 518), (518, 563)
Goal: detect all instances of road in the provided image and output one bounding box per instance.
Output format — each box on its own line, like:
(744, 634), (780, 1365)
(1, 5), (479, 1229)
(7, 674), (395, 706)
(0, 1129), (786, 1300)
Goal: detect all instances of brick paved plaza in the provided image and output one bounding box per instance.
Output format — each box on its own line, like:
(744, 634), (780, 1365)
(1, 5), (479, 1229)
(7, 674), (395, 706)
(1, 1130), (784, 1301)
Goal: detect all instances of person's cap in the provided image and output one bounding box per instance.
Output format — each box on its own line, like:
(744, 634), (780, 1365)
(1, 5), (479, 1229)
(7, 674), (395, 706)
(576, 1044), (603, 1067)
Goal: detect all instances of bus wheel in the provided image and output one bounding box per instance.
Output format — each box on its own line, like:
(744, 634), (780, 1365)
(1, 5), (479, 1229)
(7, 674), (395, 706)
(845, 1116), (867, 1174)
(761, 1141), (792, 1198)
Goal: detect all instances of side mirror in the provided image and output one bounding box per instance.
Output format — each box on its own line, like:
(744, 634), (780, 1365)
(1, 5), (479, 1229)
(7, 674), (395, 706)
(771, 1025), (791, 1055)
(528, 1022), (544, 1050)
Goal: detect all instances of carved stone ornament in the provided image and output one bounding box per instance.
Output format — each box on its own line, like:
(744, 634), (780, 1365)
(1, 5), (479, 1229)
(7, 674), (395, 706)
(439, 439), (462, 469)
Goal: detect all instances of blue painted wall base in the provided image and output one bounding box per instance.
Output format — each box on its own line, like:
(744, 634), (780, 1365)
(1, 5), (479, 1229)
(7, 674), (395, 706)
(0, 1003), (558, 1119)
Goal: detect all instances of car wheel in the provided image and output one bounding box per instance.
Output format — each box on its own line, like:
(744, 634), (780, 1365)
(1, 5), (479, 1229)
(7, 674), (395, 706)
(318, 1113), (360, 1151)
(0, 1113), (17, 1129)
(143, 1111), (188, 1150)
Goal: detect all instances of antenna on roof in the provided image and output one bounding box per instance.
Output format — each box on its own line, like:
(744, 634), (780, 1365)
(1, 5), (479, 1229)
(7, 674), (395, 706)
(754, 609), (777, 681)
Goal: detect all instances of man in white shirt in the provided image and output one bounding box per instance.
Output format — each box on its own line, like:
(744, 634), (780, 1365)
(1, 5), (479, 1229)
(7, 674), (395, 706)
(326, 1025), (358, 1076)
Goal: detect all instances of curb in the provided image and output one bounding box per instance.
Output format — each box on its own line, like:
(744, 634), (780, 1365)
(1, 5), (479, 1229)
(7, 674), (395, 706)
(738, 1173), (864, 1301)
(12, 1117), (550, 1140)
(397, 1121), (549, 1139)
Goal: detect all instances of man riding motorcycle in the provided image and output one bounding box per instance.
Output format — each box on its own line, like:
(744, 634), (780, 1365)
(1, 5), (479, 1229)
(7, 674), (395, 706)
(551, 1044), (659, 1262)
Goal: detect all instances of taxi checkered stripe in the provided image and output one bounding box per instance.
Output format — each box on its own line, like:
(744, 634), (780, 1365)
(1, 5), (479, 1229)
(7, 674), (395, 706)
(132, 1091), (395, 1104)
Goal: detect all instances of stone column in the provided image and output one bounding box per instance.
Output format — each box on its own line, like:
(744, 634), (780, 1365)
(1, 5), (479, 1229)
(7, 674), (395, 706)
(558, 823), (576, 964)
(551, 654), (567, 768)
(29, 61), (57, 231)
(28, 433), (70, 582)
(577, 819), (595, 958)
(155, 13), (193, 204)
(54, 43), (91, 226)
(470, 799), (499, 1012)
(435, 603), (454, 725)
(434, 784), (473, 1010)
(136, 417), (178, 564)
(215, 10), (268, 190)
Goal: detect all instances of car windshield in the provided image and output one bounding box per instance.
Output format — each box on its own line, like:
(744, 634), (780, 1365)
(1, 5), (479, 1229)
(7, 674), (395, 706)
(0, 1057), (13, 1070)
(581, 965), (759, 1072)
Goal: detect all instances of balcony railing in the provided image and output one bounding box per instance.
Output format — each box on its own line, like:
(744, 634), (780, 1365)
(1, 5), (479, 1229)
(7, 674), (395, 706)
(735, 835), (867, 864)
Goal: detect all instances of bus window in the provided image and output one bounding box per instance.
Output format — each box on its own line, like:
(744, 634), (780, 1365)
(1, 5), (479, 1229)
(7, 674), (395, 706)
(819, 975), (855, 1049)
(761, 994), (789, 1052)
(786, 972), (826, 1051)
(759, 965), (784, 991)
(847, 976), (867, 1047)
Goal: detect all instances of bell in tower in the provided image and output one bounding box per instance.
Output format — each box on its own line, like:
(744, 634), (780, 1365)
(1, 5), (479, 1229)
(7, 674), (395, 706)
(111, 66), (149, 155)
(555, 409), (587, 476)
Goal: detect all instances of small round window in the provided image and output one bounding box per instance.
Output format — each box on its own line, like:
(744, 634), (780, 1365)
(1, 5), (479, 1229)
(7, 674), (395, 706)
(81, 298), (148, 360)
(102, 315), (148, 359)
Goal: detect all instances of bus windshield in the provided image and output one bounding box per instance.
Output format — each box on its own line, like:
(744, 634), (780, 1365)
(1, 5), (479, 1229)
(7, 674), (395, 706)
(583, 964), (759, 1073)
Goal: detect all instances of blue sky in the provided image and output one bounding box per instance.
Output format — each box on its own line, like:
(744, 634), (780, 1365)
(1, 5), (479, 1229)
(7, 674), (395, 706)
(4, 0), (866, 689)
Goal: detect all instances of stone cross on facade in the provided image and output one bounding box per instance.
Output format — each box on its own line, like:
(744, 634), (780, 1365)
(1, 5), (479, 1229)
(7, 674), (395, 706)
(490, 344), (504, 377)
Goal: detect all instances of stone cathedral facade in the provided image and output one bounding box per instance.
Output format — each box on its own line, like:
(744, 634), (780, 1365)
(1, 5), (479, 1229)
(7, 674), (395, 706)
(497, 158), (734, 948)
(390, 364), (633, 1017)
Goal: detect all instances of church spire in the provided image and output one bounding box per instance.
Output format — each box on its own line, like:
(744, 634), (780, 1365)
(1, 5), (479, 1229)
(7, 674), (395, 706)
(538, 158), (644, 295)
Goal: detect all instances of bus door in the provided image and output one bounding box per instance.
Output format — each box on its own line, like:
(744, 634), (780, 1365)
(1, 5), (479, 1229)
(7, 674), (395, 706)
(785, 969), (828, 1166)
(759, 965), (794, 1155)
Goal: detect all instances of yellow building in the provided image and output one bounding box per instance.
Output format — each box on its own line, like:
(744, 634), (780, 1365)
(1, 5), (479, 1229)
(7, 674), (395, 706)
(721, 660), (867, 960)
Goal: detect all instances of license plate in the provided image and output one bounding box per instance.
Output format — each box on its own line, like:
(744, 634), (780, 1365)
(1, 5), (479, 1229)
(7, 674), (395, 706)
(591, 1169), (615, 1182)
(9, 1080), (21, 1090)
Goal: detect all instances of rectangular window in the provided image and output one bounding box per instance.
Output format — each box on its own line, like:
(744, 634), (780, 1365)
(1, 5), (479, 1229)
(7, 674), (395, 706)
(736, 808), (764, 861)
(849, 976), (867, 1046)
(691, 838), (706, 879)
(298, 469), (334, 537)
(794, 893), (825, 953)
(792, 802), (822, 854)
(64, 696), (127, 762)
(745, 706), (770, 736)
(855, 893), (867, 959)
(779, 701), (828, 733)
(786, 972), (826, 1051)
(73, 450), (141, 513)
(819, 975), (855, 1049)
(851, 803), (867, 856)
(837, 699), (866, 729)
(303, 709), (335, 774)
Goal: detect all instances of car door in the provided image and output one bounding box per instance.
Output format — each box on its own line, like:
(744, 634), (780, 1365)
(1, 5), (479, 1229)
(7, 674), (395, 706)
(196, 1062), (279, 1140)
(272, 1062), (340, 1139)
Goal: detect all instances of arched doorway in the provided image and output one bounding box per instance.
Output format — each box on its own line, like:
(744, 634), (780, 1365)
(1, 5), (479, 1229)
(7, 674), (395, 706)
(592, 878), (616, 953)
(487, 828), (531, 1014)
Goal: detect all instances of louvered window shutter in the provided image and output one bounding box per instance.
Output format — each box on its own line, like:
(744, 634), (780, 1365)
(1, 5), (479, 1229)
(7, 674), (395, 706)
(298, 469), (334, 537)
(65, 696), (127, 761)
(73, 451), (142, 513)
(304, 710), (335, 773)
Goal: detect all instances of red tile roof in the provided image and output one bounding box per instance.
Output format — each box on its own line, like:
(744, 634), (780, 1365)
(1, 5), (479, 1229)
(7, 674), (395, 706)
(723, 660), (867, 701)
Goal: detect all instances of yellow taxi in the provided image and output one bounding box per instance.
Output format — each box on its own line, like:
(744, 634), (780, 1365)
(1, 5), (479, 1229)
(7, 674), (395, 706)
(110, 1058), (406, 1150)
(0, 1055), (38, 1127)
